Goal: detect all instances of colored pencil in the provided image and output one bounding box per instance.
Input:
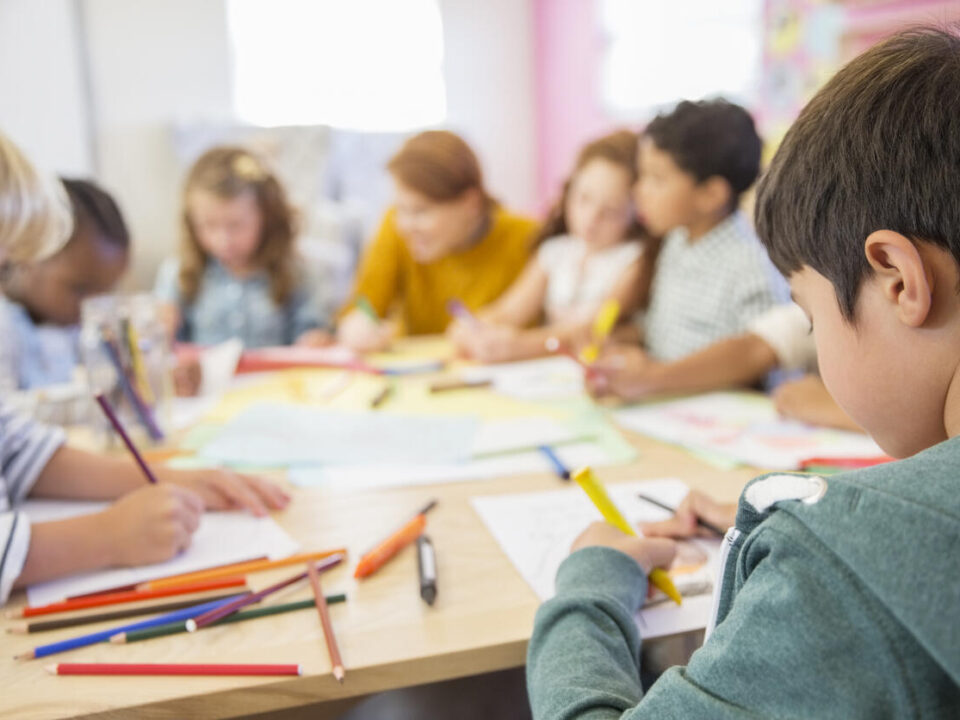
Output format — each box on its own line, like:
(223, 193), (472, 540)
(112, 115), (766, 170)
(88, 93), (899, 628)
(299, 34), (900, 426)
(636, 493), (725, 537)
(307, 562), (345, 683)
(14, 595), (245, 660)
(100, 337), (164, 441)
(379, 360), (446, 376)
(45, 662), (302, 677)
(111, 595), (347, 643)
(573, 467), (682, 605)
(7, 591), (249, 634)
(370, 380), (394, 409)
(538, 445), (571, 480)
(446, 299), (480, 325)
(6, 577), (248, 619)
(93, 393), (160, 484)
(357, 500), (437, 557)
(122, 318), (155, 404)
(187, 554), (344, 632)
(580, 299), (620, 364)
(356, 295), (380, 323)
(429, 378), (492, 393)
(354, 514), (426, 579)
(137, 549), (347, 591)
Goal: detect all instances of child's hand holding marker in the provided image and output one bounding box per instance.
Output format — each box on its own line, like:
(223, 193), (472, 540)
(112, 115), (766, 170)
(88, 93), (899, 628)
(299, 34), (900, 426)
(337, 296), (396, 352)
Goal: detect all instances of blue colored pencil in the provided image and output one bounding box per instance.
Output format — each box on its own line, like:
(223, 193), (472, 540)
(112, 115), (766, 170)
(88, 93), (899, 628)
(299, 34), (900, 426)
(15, 594), (245, 660)
(538, 445), (571, 480)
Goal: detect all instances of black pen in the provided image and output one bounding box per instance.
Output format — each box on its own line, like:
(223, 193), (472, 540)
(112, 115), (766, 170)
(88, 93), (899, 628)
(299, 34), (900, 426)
(417, 534), (437, 606)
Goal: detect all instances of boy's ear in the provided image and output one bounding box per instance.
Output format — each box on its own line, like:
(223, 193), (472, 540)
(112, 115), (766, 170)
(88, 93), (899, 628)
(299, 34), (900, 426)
(863, 230), (932, 327)
(695, 176), (733, 217)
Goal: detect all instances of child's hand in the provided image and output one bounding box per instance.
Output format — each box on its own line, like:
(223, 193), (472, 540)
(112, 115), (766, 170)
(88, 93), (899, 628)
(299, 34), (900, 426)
(586, 344), (663, 400)
(295, 329), (334, 347)
(640, 490), (736, 539)
(337, 309), (394, 352)
(155, 467), (291, 517)
(773, 374), (862, 432)
(449, 321), (519, 363)
(571, 521), (677, 574)
(100, 484), (204, 566)
(172, 356), (203, 397)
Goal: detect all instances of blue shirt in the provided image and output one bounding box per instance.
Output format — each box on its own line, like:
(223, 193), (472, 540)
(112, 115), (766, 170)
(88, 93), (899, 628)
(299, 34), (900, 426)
(154, 258), (332, 348)
(0, 296), (81, 393)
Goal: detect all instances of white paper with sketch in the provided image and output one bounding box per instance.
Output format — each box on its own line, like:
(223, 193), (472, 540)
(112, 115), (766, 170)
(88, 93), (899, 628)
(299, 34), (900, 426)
(289, 440), (634, 490)
(614, 392), (884, 469)
(471, 478), (721, 638)
(23, 500), (300, 606)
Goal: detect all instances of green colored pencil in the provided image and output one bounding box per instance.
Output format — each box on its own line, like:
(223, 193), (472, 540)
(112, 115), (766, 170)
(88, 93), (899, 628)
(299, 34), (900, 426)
(110, 594), (347, 644)
(356, 296), (380, 323)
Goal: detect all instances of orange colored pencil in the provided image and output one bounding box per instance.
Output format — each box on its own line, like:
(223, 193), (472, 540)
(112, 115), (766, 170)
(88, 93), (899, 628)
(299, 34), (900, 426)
(354, 515), (426, 579)
(6, 577), (247, 619)
(306, 561), (345, 683)
(138, 549), (348, 591)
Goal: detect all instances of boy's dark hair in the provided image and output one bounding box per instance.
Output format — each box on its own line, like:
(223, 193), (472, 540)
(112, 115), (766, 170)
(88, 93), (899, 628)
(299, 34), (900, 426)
(645, 99), (762, 211)
(755, 26), (960, 320)
(61, 178), (130, 248)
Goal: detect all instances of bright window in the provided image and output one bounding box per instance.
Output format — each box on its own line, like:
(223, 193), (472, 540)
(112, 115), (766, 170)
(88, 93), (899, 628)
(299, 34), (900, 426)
(227, 0), (446, 130)
(600, 0), (763, 118)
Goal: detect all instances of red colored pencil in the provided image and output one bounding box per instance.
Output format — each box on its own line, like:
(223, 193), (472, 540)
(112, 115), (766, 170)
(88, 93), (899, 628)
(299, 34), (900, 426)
(93, 393), (160, 484)
(354, 514), (426, 579)
(306, 561), (345, 683)
(187, 554), (344, 631)
(45, 662), (301, 676)
(6, 577), (247, 619)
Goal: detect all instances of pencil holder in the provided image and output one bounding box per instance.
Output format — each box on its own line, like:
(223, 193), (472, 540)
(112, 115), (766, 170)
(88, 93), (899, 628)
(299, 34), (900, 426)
(80, 293), (172, 446)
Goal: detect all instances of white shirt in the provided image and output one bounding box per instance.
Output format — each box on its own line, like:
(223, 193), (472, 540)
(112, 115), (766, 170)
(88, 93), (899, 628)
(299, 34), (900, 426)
(748, 303), (817, 373)
(536, 235), (642, 324)
(644, 212), (784, 361)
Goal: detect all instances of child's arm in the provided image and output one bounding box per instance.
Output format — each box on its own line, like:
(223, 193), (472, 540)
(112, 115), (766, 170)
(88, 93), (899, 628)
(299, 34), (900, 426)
(30, 446), (290, 515)
(773, 375), (862, 432)
(527, 517), (893, 718)
(337, 216), (401, 352)
(476, 259), (550, 327)
(588, 333), (779, 400)
(13, 483), (203, 588)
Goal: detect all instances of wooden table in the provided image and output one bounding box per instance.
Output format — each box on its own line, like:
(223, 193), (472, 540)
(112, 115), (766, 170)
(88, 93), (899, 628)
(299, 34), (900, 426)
(0, 360), (760, 719)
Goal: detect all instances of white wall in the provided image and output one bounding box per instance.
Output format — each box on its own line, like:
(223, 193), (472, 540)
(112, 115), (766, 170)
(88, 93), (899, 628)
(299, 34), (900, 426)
(0, 0), (93, 175)
(440, 0), (537, 213)
(2, 0), (538, 290)
(82, 0), (234, 289)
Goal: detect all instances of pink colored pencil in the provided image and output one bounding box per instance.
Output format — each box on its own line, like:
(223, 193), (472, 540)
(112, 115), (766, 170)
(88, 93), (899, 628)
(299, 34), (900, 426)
(186, 554), (344, 631)
(45, 662), (301, 676)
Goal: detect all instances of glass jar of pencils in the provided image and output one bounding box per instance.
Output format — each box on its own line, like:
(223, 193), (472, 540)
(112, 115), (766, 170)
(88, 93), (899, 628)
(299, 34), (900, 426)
(80, 293), (173, 447)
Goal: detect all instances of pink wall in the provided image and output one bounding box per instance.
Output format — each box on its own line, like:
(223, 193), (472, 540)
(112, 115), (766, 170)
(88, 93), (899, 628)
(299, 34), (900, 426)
(532, 0), (613, 214)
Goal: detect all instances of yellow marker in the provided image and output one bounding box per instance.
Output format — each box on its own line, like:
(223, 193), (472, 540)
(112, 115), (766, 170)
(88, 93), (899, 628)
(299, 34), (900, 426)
(573, 466), (682, 605)
(580, 298), (620, 364)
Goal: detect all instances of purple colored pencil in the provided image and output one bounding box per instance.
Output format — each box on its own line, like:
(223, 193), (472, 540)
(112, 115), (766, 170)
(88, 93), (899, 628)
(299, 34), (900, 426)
(186, 554), (345, 632)
(100, 338), (164, 441)
(94, 393), (159, 484)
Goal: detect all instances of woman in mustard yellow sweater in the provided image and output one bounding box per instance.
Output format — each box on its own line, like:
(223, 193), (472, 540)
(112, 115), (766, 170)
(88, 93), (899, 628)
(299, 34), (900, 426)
(337, 131), (537, 351)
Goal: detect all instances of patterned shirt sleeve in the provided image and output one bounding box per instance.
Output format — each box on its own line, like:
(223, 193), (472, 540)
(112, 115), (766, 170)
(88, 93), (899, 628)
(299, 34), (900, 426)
(0, 403), (66, 603)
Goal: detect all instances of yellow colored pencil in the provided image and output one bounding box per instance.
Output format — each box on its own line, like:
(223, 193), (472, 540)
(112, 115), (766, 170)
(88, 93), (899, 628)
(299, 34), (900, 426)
(579, 299), (620, 364)
(572, 467), (682, 605)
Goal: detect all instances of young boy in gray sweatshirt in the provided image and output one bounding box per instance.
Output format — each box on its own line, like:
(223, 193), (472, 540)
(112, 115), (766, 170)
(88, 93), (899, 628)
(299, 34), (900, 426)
(527, 26), (960, 719)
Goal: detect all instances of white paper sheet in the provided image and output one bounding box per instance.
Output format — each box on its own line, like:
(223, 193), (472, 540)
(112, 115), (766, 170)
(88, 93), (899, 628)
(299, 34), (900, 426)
(197, 404), (480, 467)
(471, 417), (593, 456)
(462, 356), (586, 401)
(471, 478), (721, 638)
(289, 440), (635, 490)
(614, 392), (885, 470)
(23, 500), (300, 606)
